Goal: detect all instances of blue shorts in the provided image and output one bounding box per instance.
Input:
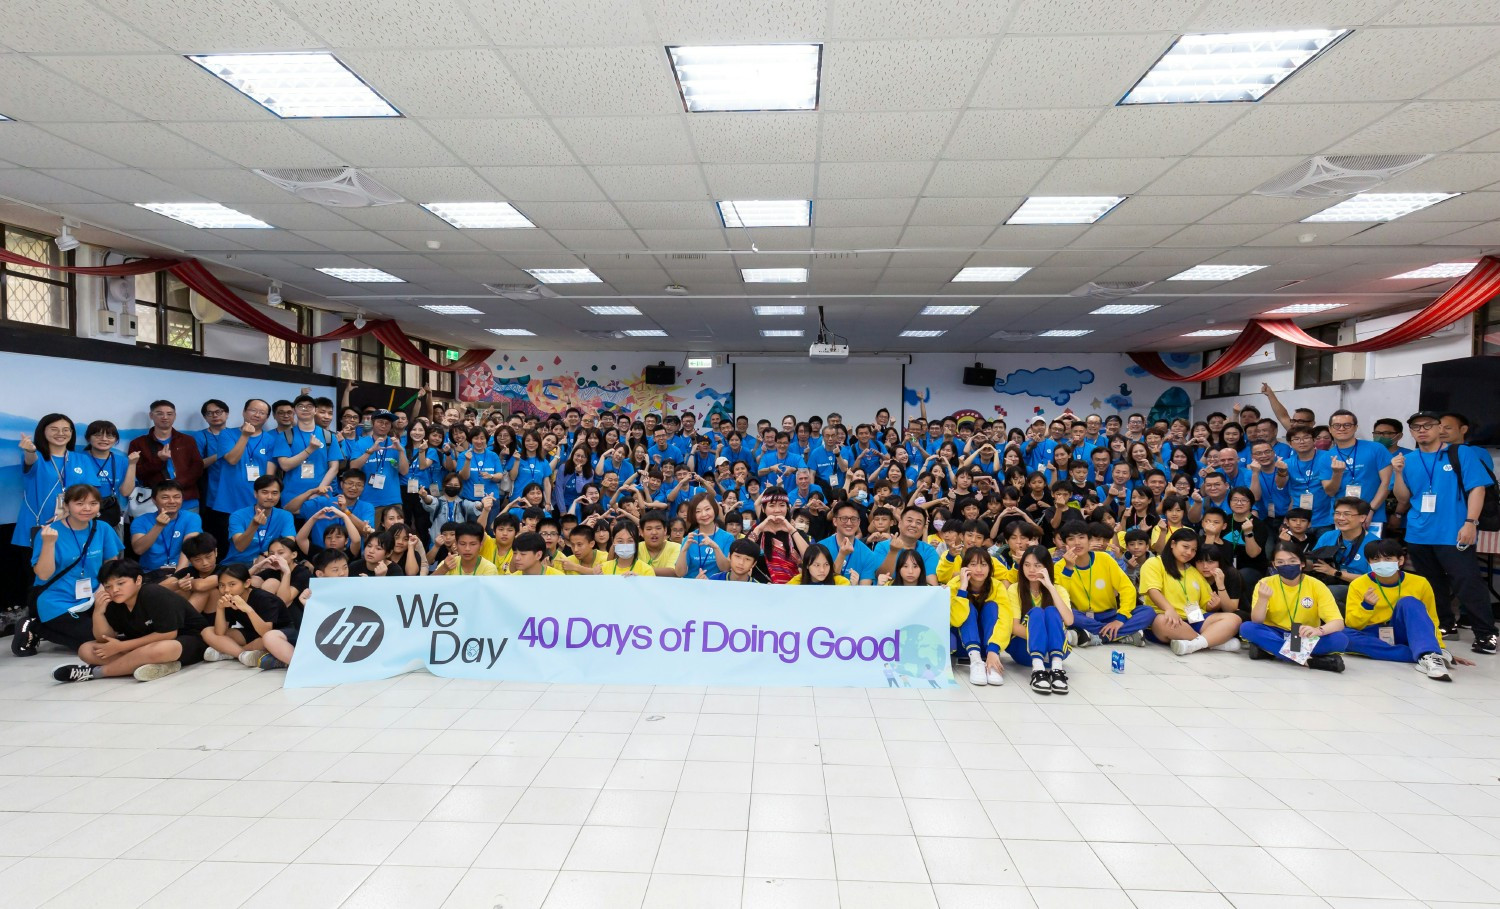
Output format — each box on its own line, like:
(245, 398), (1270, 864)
(1146, 618), (1203, 645)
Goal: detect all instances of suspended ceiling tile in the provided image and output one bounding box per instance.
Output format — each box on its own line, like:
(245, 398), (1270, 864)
(943, 109), (1099, 160)
(1033, 157), (1178, 195)
(980, 224), (1087, 248)
(0, 55), (138, 121)
(1104, 194), (1235, 226)
(1143, 156), (1307, 195)
(0, 124), (125, 168)
(548, 229), (647, 251)
(33, 54), (270, 121)
(588, 164), (708, 202)
(687, 114), (819, 164)
(1199, 195), (1331, 225)
(425, 119), (577, 167)
(514, 201), (629, 230)
(1068, 104), (1248, 158)
(1423, 222), (1500, 246)
(819, 111), (957, 161)
(94, 0), (321, 51)
(1270, 27), (1500, 103)
(635, 228), (728, 249)
(377, 231), (488, 253)
(338, 49), (537, 118)
(924, 160), (1051, 197)
(648, 0), (828, 43)
(908, 196), (1021, 226)
(1335, 220), (1486, 245)
(334, 205), (457, 230)
(1158, 223), (1280, 248)
(226, 203), (361, 231)
(44, 122), (233, 169)
(1244, 222), (1369, 247)
(291, 121), (461, 168)
(0, 1), (159, 52)
(33, 168), (194, 204)
(1423, 54), (1500, 100)
(615, 201), (721, 230)
(813, 198), (916, 227)
(280, 0), (485, 47)
(0, 169), (115, 204)
(159, 122), (342, 169)
(724, 226), (812, 250)
(552, 116), (696, 165)
(1193, 102), (1397, 157)
(502, 46), (683, 117)
(816, 162), (932, 198)
(474, 0), (655, 44)
(1327, 100), (1500, 154)
(972, 35), (1166, 108)
(477, 166), (606, 202)
(1379, 155), (1500, 194)
(821, 39), (992, 111)
(811, 226), (905, 249)
(897, 225), (992, 247)
(295, 230), (417, 253)
(700, 163), (816, 200)
(360, 167), (498, 201)
(1068, 224), (1182, 249)
(1009, 0), (1204, 33)
(828, 0), (1008, 38)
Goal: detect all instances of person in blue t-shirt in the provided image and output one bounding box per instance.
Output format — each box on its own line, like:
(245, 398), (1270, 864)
(1282, 426), (1340, 534)
(1325, 409), (1394, 529)
(1392, 411), (1496, 653)
(348, 412), (408, 509)
(226, 475), (296, 565)
(129, 481), (203, 576)
(213, 400), (276, 521)
(272, 395), (340, 506)
(21, 484), (125, 653)
(821, 500), (877, 584)
(676, 492), (735, 578)
(17, 413), (88, 545)
(511, 431), (554, 510)
(1310, 497), (1378, 602)
(807, 427), (848, 488)
(757, 432), (806, 484)
(870, 505), (940, 585)
(296, 469), (377, 545)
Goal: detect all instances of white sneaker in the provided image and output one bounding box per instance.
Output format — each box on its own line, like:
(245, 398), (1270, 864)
(968, 659), (988, 686)
(986, 666), (1005, 686)
(133, 661), (181, 682)
(1170, 637), (1206, 656)
(203, 647), (225, 662)
(237, 650), (266, 668)
(1416, 652), (1453, 682)
(1439, 649), (1457, 668)
(1210, 639), (1242, 653)
(1065, 629), (1080, 648)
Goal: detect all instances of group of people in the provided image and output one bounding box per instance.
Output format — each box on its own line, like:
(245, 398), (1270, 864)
(9, 377), (1496, 697)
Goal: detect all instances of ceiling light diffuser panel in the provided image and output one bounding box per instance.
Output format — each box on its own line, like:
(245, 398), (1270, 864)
(1183, 329), (1239, 336)
(135, 203), (272, 229)
(188, 53), (399, 118)
(1389, 263), (1476, 279)
(920, 305), (979, 316)
(1167, 264), (1266, 281)
(583, 305), (641, 315)
(422, 202), (535, 229)
(1090, 304), (1159, 315)
(1007, 196), (1126, 224)
(1302, 192), (1460, 222)
(952, 267), (1031, 282)
(742, 268), (808, 283)
(420, 305), (483, 315)
(668, 44), (821, 112)
(753, 305), (805, 316)
(901, 330), (946, 338)
(1264, 303), (1346, 314)
(526, 268), (602, 284)
(317, 267), (404, 283)
(1120, 29), (1349, 104)
(718, 200), (812, 228)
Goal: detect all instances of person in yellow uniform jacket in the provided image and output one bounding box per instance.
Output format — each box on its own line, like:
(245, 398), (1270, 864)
(1054, 521), (1146, 649)
(936, 520), (1012, 586)
(599, 522), (657, 576)
(948, 548), (1007, 687)
(982, 544), (1075, 695)
(1141, 529), (1242, 656)
(431, 522), (499, 576)
(507, 532), (564, 576)
(787, 544), (849, 586)
(1344, 539), (1472, 681)
(1243, 546), (1347, 671)
(479, 513), (517, 574)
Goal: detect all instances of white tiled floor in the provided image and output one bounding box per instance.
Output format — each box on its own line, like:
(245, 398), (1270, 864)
(3, 641), (1500, 908)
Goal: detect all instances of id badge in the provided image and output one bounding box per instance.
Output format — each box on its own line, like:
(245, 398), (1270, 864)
(474, 483), (485, 498)
(74, 577), (92, 599)
(1185, 604), (1205, 624)
(300, 462), (315, 480)
(246, 464), (261, 481)
(1420, 493), (1437, 513)
(369, 473), (386, 490)
(1378, 626), (1396, 645)
(407, 478), (419, 494)
(1299, 493), (1314, 509)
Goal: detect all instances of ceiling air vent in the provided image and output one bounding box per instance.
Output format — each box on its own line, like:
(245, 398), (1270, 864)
(1253, 154), (1434, 199)
(483, 283), (559, 301)
(254, 166), (404, 208)
(578, 329), (625, 340)
(990, 330), (1037, 341)
(1069, 280), (1154, 298)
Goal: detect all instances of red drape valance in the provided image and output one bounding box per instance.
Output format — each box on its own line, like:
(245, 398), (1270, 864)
(0, 249), (493, 372)
(1129, 255), (1500, 382)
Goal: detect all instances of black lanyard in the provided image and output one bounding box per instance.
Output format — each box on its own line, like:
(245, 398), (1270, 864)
(88, 451), (119, 496)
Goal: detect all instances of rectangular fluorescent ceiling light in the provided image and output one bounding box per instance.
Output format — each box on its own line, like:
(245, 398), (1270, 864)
(952, 266), (1031, 282)
(583, 305), (641, 315)
(1039, 329), (1093, 337)
(487, 328), (535, 336)
(901, 330), (946, 338)
(1007, 196), (1126, 225)
(420, 305), (483, 315)
(135, 202), (271, 229)
(1167, 264), (1265, 281)
(317, 267), (404, 283)
(1090, 304), (1159, 315)
(668, 44), (821, 112)
(921, 305), (978, 316)
(718, 200), (811, 228)
(422, 202), (535, 229)
(1264, 302), (1346, 314)
(1120, 30), (1349, 105)
(754, 305), (805, 316)
(1303, 192), (1459, 223)
(686, 357), (714, 368)
(526, 268), (602, 284)
(187, 53), (399, 118)
(1389, 262), (1476, 279)
(760, 329), (804, 337)
(1184, 329), (1239, 337)
(624, 329), (668, 337)
(742, 267), (807, 283)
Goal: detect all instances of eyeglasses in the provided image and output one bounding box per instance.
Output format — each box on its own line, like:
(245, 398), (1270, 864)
(1329, 422), (1356, 429)
(1410, 422), (1438, 430)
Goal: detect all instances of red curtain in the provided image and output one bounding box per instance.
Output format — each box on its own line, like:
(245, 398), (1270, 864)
(1130, 255), (1500, 382)
(0, 249), (492, 372)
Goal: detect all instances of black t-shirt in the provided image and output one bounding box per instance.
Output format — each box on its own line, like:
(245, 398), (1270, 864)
(1224, 517), (1270, 570)
(348, 560), (405, 578)
(256, 564), (313, 597)
(105, 583), (206, 639)
(224, 587), (289, 634)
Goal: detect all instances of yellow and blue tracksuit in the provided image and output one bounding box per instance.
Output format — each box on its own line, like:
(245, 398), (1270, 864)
(960, 585), (1071, 667)
(1054, 553), (1149, 638)
(1139, 556), (1212, 643)
(1243, 576), (1349, 661)
(948, 579), (1002, 659)
(1343, 572), (1443, 662)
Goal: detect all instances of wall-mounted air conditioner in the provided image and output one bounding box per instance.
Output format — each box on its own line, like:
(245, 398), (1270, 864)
(1236, 342), (1292, 371)
(1353, 311), (1468, 343)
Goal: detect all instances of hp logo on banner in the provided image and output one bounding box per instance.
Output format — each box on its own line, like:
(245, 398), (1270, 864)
(315, 605), (385, 663)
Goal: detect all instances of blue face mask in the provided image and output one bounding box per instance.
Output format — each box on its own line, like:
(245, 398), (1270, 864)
(1370, 561), (1400, 578)
(1275, 563), (1303, 582)
(853, 490), (868, 504)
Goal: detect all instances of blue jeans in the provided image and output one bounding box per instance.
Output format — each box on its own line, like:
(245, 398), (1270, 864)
(1344, 597), (1442, 663)
(1242, 621), (1349, 662)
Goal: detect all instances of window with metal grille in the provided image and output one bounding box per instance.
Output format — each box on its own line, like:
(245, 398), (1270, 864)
(133, 272), (200, 351)
(268, 302), (314, 368)
(2, 226), (74, 331)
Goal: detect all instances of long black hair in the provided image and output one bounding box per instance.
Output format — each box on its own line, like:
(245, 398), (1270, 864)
(34, 413), (76, 454)
(888, 549), (929, 586)
(960, 546), (995, 604)
(1013, 544), (1057, 614)
(1161, 528), (1200, 580)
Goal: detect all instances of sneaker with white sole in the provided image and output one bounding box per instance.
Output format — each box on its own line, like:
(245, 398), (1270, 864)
(203, 647), (226, 662)
(237, 650), (266, 668)
(1120, 631), (1146, 648)
(1049, 669), (1069, 695)
(133, 661), (182, 682)
(52, 663), (94, 683)
(1210, 638), (1242, 653)
(1065, 629), (1080, 648)
(985, 666), (1004, 685)
(1030, 670), (1052, 694)
(1416, 652), (1453, 682)
(968, 658), (987, 686)
(1170, 637), (1206, 656)
(258, 653), (288, 670)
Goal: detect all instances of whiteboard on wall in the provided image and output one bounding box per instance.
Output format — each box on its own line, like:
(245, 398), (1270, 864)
(733, 358), (904, 425)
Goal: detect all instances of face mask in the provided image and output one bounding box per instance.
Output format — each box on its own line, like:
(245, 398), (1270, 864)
(614, 543), (636, 560)
(1314, 438), (1332, 451)
(1373, 434), (1395, 448)
(794, 521), (810, 533)
(444, 486), (461, 496)
(853, 490), (868, 504)
(1370, 561), (1400, 578)
(932, 519), (945, 531)
(1275, 563), (1303, 582)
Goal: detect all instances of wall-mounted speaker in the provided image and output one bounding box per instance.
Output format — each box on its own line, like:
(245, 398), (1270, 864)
(962, 363), (996, 387)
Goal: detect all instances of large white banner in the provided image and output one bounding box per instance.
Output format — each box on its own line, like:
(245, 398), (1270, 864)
(286, 577), (959, 689)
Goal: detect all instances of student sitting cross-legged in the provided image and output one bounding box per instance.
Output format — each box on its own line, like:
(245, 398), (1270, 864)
(52, 558), (209, 683)
(1142, 529), (1244, 656)
(201, 564), (293, 669)
(983, 544), (1075, 695)
(1342, 539), (1473, 682)
(1054, 521), (1147, 649)
(1242, 545), (1349, 672)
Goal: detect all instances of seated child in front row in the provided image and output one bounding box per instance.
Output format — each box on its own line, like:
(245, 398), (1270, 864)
(1342, 539), (1473, 683)
(202, 564), (294, 669)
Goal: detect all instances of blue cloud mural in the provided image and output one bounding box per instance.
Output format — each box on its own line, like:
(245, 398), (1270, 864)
(992, 367), (1095, 406)
(903, 386), (931, 407)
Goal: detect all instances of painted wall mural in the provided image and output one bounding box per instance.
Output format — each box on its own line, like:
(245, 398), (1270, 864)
(902, 353), (1199, 426)
(458, 352), (734, 424)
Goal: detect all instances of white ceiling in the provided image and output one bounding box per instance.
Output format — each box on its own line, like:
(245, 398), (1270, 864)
(1, 0), (1498, 354)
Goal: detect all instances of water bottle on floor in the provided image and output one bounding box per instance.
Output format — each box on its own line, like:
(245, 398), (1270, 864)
(1111, 650), (1125, 673)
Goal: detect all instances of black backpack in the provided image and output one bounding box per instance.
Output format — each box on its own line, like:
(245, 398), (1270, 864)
(1449, 446), (1500, 533)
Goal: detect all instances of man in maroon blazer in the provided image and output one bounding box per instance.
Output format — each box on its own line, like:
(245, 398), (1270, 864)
(128, 399), (205, 510)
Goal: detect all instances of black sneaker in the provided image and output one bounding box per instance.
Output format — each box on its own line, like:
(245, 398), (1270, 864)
(1030, 670), (1052, 694)
(1246, 642), (1269, 661)
(1441, 621), (1462, 640)
(11, 617), (39, 657)
(1472, 634), (1497, 656)
(52, 664), (94, 683)
(1049, 669), (1070, 695)
(1307, 653), (1346, 673)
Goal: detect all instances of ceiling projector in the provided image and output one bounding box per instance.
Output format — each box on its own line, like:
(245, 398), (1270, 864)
(808, 342), (849, 360)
